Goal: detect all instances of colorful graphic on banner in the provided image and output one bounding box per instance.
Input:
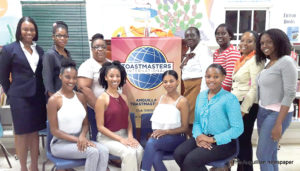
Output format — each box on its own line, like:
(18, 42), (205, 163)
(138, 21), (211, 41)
(111, 37), (181, 127)
(287, 26), (299, 42)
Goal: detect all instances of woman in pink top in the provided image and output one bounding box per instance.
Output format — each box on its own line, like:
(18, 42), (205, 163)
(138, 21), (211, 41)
(95, 61), (143, 171)
(213, 23), (241, 91)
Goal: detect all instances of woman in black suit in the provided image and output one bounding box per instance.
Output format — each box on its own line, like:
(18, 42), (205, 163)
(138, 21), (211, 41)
(0, 16), (46, 171)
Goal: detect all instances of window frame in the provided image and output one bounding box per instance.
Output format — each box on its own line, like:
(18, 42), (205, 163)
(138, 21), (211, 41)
(225, 5), (270, 45)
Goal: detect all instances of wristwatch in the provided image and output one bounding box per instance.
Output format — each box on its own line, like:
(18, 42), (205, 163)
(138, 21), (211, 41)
(212, 137), (216, 143)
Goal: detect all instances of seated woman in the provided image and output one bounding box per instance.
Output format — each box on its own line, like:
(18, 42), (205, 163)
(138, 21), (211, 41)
(141, 70), (189, 171)
(95, 61), (144, 171)
(174, 64), (244, 171)
(47, 58), (109, 171)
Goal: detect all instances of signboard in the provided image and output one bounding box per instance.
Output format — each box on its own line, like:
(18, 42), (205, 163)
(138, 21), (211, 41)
(111, 37), (181, 127)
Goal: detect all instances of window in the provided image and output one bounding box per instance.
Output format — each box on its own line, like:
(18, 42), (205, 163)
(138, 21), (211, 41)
(21, 1), (90, 67)
(225, 9), (268, 43)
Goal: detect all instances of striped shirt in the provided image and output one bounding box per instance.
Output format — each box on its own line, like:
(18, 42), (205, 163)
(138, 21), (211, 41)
(213, 44), (241, 91)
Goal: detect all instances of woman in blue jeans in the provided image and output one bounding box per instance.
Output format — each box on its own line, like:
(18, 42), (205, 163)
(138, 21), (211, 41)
(255, 29), (297, 171)
(141, 70), (189, 171)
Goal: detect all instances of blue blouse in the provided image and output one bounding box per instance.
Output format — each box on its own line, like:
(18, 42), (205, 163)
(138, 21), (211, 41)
(192, 88), (243, 145)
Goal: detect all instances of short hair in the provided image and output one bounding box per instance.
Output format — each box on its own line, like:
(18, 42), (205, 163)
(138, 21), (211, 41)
(60, 58), (77, 74)
(162, 70), (178, 80)
(99, 60), (127, 89)
(215, 23), (234, 40)
(206, 63), (227, 76)
(52, 21), (68, 34)
(256, 28), (291, 64)
(185, 27), (200, 37)
(90, 33), (105, 47)
(16, 16), (38, 42)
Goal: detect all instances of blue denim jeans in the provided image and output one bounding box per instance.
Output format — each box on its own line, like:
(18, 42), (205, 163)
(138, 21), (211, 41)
(256, 107), (293, 171)
(141, 133), (186, 171)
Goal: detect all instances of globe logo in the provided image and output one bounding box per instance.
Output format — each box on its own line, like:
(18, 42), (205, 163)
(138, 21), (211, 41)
(123, 46), (173, 90)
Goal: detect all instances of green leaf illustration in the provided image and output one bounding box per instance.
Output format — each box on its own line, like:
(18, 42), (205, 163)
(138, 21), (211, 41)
(184, 4), (190, 13)
(173, 19), (177, 26)
(184, 24), (189, 30)
(163, 4), (170, 12)
(164, 15), (169, 22)
(171, 27), (176, 34)
(155, 16), (161, 23)
(173, 2), (178, 10)
(195, 22), (202, 28)
(180, 21), (185, 29)
(194, 0), (200, 4)
(189, 18), (195, 25)
(195, 13), (203, 19)
(164, 24), (170, 29)
(158, 4), (163, 10)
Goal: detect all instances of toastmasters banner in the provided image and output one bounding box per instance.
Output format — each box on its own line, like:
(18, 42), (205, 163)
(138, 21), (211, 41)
(111, 37), (181, 127)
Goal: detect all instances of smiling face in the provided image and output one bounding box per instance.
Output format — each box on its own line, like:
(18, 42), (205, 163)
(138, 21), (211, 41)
(20, 21), (36, 44)
(53, 27), (69, 49)
(239, 32), (256, 56)
(105, 68), (121, 89)
(59, 67), (77, 91)
(92, 39), (107, 64)
(184, 28), (200, 49)
(162, 74), (179, 93)
(205, 67), (225, 92)
(260, 33), (276, 58)
(215, 26), (231, 47)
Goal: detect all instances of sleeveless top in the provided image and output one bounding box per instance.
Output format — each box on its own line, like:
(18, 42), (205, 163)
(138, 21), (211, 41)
(151, 95), (183, 130)
(104, 93), (129, 132)
(56, 92), (86, 134)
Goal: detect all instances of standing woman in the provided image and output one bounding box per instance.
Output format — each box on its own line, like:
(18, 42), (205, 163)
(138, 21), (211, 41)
(213, 23), (241, 91)
(77, 33), (110, 140)
(256, 29), (297, 171)
(231, 31), (264, 171)
(181, 27), (213, 128)
(47, 58), (109, 171)
(141, 70), (189, 171)
(43, 21), (71, 98)
(0, 16), (46, 171)
(95, 61), (143, 171)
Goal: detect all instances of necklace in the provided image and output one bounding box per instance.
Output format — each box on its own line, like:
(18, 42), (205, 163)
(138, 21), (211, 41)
(106, 90), (120, 102)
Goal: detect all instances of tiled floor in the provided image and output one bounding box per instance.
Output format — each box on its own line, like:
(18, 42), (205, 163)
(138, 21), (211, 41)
(1, 137), (300, 171)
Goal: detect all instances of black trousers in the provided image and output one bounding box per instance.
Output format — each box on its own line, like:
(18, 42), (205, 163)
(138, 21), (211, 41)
(237, 103), (258, 171)
(173, 137), (236, 171)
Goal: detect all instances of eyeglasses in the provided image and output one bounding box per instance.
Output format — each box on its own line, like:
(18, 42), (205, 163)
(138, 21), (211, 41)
(92, 45), (106, 50)
(54, 34), (69, 39)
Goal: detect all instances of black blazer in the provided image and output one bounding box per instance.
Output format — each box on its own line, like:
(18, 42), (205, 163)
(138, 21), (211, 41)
(0, 41), (45, 97)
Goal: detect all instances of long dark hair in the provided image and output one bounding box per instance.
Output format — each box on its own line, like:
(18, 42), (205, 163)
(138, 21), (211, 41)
(256, 28), (291, 64)
(16, 16), (39, 42)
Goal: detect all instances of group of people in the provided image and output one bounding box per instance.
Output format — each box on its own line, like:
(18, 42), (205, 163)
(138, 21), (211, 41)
(0, 16), (297, 171)
(177, 24), (297, 171)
